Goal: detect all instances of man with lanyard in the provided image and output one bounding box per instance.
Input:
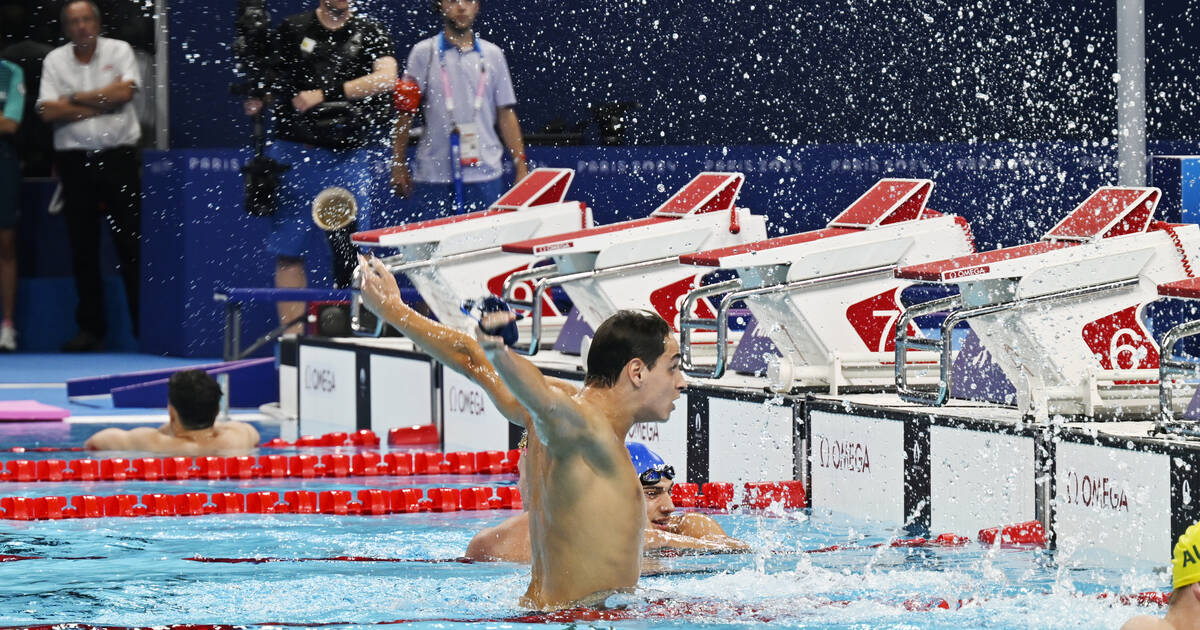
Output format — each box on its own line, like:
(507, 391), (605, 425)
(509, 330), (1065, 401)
(37, 0), (141, 352)
(244, 0), (395, 333)
(391, 0), (529, 219)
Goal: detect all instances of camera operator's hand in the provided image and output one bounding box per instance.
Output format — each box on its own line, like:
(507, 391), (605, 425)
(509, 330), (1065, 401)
(244, 98), (263, 116)
(391, 161), (413, 198)
(292, 89), (325, 113)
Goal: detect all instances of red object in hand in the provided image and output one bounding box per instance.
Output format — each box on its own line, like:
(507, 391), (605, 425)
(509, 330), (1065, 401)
(394, 77), (421, 113)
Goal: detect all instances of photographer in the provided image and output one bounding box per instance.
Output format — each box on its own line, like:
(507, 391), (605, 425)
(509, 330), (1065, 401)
(244, 0), (395, 333)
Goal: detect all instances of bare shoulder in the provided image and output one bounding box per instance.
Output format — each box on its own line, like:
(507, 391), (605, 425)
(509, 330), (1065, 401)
(215, 421), (260, 448)
(546, 377), (580, 397)
(1121, 615), (1175, 630)
(465, 513), (529, 562)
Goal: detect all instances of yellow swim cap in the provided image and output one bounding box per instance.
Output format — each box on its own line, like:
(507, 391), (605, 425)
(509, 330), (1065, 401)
(1174, 522), (1200, 589)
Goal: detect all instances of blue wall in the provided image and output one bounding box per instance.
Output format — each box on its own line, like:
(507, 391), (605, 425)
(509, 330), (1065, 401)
(167, 0), (1200, 150)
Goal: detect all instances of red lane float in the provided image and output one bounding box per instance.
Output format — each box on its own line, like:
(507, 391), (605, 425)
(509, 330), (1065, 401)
(1, 448), (523, 484)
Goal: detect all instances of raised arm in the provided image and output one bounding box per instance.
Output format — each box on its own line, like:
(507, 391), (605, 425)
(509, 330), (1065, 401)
(475, 313), (593, 453)
(357, 255), (530, 427)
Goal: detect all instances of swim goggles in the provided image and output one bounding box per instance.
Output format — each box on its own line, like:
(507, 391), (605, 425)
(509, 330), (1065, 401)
(639, 465), (675, 486)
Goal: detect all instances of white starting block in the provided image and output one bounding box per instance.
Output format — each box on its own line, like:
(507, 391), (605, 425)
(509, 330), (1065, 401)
(497, 172), (768, 354)
(349, 168), (590, 335)
(675, 179), (976, 393)
(893, 186), (1200, 418)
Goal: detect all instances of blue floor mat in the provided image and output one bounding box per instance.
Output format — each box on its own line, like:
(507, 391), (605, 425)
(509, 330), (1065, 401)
(0, 354), (220, 384)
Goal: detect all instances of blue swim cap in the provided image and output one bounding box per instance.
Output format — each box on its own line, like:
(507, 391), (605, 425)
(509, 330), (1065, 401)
(626, 442), (665, 476)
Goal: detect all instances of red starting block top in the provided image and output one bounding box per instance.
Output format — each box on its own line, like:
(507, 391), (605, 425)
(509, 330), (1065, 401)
(895, 241), (1078, 282)
(352, 209), (512, 245)
(828, 179), (933, 229)
(352, 168), (577, 245)
(1159, 277), (1200, 299)
(679, 228), (857, 266)
(501, 216), (673, 255)
(1043, 187), (1159, 242)
(490, 168), (574, 210)
(650, 172), (743, 217)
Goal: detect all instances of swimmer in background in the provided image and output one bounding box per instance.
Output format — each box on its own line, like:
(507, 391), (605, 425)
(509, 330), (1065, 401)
(358, 254), (683, 610)
(465, 440), (749, 563)
(1122, 521), (1200, 630)
(84, 370), (260, 454)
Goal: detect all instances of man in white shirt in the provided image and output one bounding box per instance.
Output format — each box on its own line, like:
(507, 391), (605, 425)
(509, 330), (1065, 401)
(391, 0), (529, 220)
(37, 0), (141, 352)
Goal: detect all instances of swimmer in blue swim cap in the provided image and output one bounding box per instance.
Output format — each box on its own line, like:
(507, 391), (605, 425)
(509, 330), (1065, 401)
(1122, 521), (1200, 629)
(625, 442), (749, 553)
(466, 441), (748, 563)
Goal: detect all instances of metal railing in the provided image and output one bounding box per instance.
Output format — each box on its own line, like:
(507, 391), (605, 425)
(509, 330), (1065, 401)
(501, 255), (685, 356)
(894, 277), (1141, 406)
(678, 265), (897, 379)
(1157, 317), (1200, 434)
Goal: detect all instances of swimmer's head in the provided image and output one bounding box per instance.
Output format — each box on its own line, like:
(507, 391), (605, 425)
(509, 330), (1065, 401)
(168, 370), (223, 431)
(628, 443), (676, 529)
(626, 442), (674, 486)
(586, 310), (684, 422)
(1176, 522), (1200, 591)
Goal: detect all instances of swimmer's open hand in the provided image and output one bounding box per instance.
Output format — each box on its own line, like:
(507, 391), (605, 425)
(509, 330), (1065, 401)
(356, 254), (402, 319)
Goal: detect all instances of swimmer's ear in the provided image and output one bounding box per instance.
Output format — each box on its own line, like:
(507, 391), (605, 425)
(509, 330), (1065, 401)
(626, 357), (647, 387)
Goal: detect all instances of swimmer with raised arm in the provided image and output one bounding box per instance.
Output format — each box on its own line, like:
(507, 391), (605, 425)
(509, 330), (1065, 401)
(1122, 522), (1200, 630)
(465, 441), (749, 563)
(84, 370), (260, 455)
(358, 254), (686, 610)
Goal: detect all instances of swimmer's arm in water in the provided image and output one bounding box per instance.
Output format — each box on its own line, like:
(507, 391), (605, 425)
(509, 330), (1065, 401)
(643, 528), (747, 553)
(670, 512), (750, 551)
(357, 254), (531, 427)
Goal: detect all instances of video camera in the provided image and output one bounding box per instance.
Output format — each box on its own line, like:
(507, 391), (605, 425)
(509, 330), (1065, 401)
(232, 0), (289, 217)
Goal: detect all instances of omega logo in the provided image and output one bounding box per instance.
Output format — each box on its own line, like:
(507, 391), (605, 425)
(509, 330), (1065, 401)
(1062, 470), (1129, 512)
(816, 436), (871, 473)
(448, 386), (485, 416)
(304, 366), (336, 393)
(627, 424), (660, 441)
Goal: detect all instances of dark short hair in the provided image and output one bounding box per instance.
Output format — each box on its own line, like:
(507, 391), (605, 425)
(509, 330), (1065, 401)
(168, 370), (223, 430)
(61, 0), (101, 25)
(584, 310), (671, 388)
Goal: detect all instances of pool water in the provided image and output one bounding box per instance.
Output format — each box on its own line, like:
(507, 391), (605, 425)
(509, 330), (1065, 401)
(0, 495), (1169, 629)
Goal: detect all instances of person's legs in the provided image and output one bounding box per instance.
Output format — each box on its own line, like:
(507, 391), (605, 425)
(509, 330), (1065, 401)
(0, 143), (18, 350)
(275, 255), (307, 334)
(97, 148), (142, 336)
(56, 151), (106, 349)
(323, 147), (374, 289)
(408, 182), (456, 223)
(462, 178), (504, 213)
(265, 141), (320, 331)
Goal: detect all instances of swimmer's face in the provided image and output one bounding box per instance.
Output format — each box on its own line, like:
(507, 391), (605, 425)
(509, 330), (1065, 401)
(643, 478), (675, 530)
(641, 335), (685, 422)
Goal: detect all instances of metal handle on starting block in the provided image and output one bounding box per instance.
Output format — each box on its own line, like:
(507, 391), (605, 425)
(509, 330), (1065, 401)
(1158, 318), (1200, 431)
(679, 279), (743, 379)
(895, 277), (1140, 408)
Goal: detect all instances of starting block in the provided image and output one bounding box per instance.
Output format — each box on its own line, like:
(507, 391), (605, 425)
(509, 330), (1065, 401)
(349, 168), (590, 335)
(676, 179), (975, 392)
(893, 186), (1200, 418)
(497, 172), (768, 355)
